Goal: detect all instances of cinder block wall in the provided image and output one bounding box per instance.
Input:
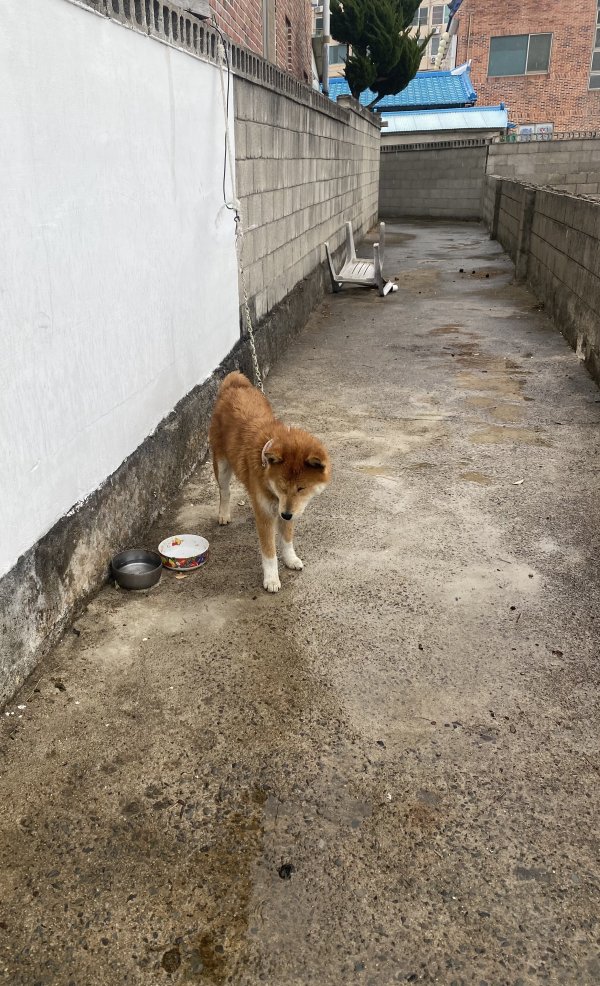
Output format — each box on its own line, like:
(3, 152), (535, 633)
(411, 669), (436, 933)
(234, 81), (380, 323)
(529, 190), (600, 382)
(491, 178), (533, 261)
(487, 140), (600, 195)
(483, 175), (600, 385)
(379, 144), (488, 220)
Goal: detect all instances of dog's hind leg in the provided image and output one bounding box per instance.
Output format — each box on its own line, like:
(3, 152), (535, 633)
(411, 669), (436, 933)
(279, 518), (303, 571)
(214, 457), (233, 525)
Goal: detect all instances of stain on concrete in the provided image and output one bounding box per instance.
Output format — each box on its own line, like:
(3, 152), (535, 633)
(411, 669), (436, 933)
(463, 397), (525, 424)
(396, 268), (441, 295)
(457, 371), (525, 397)
(470, 425), (550, 446)
(428, 323), (463, 336)
(460, 471), (493, 485)
(357, 465), (394, 477)
(489, 403), (524, 423)
(465, 395), (501, 409)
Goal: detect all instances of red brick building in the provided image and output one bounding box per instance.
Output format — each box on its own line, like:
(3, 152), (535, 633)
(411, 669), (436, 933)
(211, 0), (313, 82)
(454, 0), (600, 132)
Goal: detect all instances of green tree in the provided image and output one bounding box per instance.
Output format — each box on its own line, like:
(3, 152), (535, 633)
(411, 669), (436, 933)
(330, 0), (431, 108)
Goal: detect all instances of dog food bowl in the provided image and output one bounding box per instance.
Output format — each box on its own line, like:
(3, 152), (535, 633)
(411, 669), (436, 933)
(158, 534), (210, 571)
(111, 549), (163, 589)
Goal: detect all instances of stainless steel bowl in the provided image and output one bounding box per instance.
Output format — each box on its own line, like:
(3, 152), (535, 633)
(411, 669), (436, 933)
(111, 549), (163, 590)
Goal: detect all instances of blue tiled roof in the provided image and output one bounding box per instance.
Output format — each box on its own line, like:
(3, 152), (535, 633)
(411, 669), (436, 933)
(327, 66), (477, 111)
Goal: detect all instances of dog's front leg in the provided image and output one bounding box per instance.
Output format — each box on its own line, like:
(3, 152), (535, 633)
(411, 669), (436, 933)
(279, 518), (303, 570)
(252, 500), (280, 593)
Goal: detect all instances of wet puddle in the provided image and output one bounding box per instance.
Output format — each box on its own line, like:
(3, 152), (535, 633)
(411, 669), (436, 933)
(428, 324), (463, 336)
(489, 404), (523, 423)
(457, 371), (524, 398)
(357, 465), (394, 477)
(460, 471), (493, 485)
(470, 426), (550, 446)
(396, 269), (441, 295)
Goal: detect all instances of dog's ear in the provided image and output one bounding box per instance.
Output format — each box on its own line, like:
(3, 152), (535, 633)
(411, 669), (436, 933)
(261, 440), (283, 467)
(305, 454), (326, 471)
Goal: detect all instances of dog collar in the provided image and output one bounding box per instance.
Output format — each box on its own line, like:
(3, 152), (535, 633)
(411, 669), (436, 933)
(261, 439), (274, 468)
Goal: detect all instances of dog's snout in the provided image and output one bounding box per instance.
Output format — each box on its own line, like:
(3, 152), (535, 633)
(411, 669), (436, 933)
(281, 511), (293, 521)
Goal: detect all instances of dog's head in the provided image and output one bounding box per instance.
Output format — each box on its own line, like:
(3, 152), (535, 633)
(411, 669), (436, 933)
(262, 430), (331, 521)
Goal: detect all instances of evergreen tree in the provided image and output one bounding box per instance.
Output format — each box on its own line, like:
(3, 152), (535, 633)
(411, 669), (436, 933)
(330, 0), (431, 108)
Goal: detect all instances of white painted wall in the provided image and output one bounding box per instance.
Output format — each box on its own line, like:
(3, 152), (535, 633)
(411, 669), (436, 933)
(0, 0), (239, 578)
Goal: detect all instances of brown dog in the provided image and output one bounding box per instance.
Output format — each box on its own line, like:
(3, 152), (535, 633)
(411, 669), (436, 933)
(209, 372), (331, 592)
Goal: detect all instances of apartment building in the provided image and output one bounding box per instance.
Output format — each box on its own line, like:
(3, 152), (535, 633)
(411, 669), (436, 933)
(311, 2), (348, 78)
(454, 0), (600, 132)
(411, 2), (458, 70)
(311, 1), (457, 77)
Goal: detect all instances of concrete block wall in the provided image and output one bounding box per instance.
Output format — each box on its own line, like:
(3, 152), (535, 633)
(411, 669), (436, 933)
(234, 80), (380, 323)
(377, 138), (600, 224)
(484, 174), (600, 385)
(481, 174), (497, 230)
(487, 140), (600, 196)
(529, 191), (600, 383)
(379, 144), (488, 220)
(494, 178), (533, 262)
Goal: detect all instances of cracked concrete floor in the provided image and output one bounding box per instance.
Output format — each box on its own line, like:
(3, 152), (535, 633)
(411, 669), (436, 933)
(1, 222), (600, 986)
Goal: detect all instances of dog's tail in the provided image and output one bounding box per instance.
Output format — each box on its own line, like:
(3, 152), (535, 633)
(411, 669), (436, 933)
(219, 371), (252, 393)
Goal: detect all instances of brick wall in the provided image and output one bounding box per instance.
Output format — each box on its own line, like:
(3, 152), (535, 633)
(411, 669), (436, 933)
(234, 78), (380, 323)
(379, 143), (488, 220)
(483, 175), (600, 384)
(212, 0), (312, 81)
(455, 0), (600, 131)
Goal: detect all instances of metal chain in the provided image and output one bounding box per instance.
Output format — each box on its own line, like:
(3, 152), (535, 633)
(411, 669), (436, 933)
(235, 216), (263, 393)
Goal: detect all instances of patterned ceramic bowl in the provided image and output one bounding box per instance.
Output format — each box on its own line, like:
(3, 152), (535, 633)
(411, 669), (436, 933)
(158, 534), (210, 571)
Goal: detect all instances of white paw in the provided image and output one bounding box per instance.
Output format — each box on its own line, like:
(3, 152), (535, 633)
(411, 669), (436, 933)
(283, 554), (303, 571)
(263, 576), (281, 593)
(218, 513), (230, 526)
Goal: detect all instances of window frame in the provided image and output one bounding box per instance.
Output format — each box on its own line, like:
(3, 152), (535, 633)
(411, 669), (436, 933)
(412, 6), (429, 28)
(431, 5), (448, 27)
(488, 33), (553, 78)
(329, 43), (348, 64)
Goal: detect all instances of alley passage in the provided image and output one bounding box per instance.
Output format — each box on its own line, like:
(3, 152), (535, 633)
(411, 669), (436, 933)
(1, 223), (599, 985)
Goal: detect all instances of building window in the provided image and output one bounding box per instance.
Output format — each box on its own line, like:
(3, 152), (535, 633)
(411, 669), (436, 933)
(315, 15), (323, 34)
(430, 36), (440, 57)
(329, 44), (348, 64)
(590, 0), (600, 88)
(431, 5), (448, 26)
(488, 34), (552, 76)
(412, 6), (429, 28)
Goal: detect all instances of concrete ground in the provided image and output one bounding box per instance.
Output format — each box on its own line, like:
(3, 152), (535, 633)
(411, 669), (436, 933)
(2, 222), (600, 986)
